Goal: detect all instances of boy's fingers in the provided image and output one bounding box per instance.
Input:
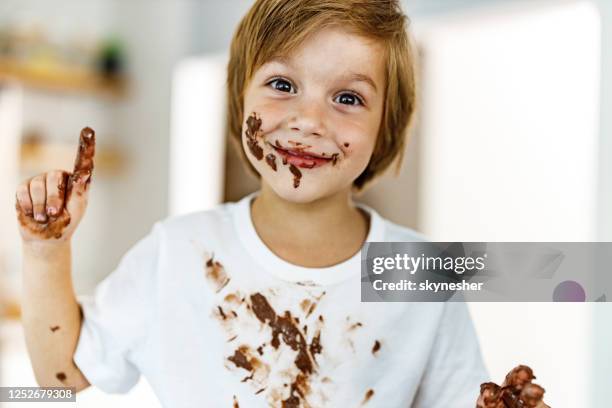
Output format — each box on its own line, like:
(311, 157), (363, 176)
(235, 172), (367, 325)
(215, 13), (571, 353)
(73, 127), (95, 179)
(45, 170), (68, 217)
(16, 182), (33, 215)
(29, 175), (47, 223)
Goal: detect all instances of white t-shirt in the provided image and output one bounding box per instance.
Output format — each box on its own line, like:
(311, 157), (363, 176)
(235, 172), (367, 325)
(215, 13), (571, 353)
(74, 190), (489, 408)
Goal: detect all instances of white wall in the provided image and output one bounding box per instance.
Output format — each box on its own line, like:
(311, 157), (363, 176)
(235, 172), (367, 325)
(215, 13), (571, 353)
(414, 1), (600, 406)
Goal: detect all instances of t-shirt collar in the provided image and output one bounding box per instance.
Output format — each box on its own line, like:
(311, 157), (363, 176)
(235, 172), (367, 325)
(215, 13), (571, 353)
(232, 190), (384, 286)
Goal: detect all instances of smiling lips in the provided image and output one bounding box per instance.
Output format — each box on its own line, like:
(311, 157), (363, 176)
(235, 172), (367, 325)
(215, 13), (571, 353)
(270, 143), (334, 169)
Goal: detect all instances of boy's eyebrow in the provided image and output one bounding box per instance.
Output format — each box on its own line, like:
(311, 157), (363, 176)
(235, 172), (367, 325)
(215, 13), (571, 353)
(345, 72), (378, 93)
(266, 56), (295, 69)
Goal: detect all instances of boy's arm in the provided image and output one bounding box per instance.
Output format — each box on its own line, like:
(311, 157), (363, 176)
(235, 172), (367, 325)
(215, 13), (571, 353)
(21, 241), (90, 391)
(16, 127), (95, 391)
(411, 302), (490, 408)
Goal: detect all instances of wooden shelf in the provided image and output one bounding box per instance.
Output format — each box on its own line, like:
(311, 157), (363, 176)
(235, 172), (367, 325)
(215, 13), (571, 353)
(20, 141), (124, 175)
(0, 58), (126, 99)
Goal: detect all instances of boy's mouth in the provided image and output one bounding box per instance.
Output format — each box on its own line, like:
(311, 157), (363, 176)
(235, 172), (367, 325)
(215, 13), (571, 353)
(268, 141), (335, 169)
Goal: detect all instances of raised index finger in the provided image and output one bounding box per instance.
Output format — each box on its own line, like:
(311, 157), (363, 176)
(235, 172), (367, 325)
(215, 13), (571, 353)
(72, 127), (96, 181)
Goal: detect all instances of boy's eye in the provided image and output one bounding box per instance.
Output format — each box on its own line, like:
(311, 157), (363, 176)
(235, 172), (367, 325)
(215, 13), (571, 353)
(334, 92), (364, 106)
(268, 78), (295, 93)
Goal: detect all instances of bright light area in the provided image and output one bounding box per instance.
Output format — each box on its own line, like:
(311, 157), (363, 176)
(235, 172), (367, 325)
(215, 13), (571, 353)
(169, 54), (228, 216)
(414, 1), (600, 406)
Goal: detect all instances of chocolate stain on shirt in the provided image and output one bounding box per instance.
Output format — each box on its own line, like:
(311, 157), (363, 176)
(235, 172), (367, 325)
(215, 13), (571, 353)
(348, 322), (363, 331)
(233, 395), (239, 408)
(283, 373), (310, 408)
(228, 346), (254, 371)
(372, 340), (381, 355)
(288, 164), (302, 188)
(362, 389), (375, 405)
(265, 153), (277, 171)
(248, 293), (324, 405)
(246, 113), (264, 160)
(50, 325), (60, 333)
(205, 254), (230, 293)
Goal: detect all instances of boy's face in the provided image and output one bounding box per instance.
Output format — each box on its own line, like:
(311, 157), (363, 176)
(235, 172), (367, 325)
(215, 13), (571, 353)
(242, 27), (386, 203)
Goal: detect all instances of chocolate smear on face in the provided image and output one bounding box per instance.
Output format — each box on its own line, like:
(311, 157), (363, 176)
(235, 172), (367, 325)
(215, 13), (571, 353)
(50, 325), (60, 332)
(205, 254), (230, 293)
(362, 389), (374, 405)
(343, 142), (349, 147)
(56, 372), (67, 382)
(246, 113), (264, 160)
(372, 340), (381, 354)
(331, 153), (339, 166)
(289, 164), (302, 188)
(265, 153), (277, 171)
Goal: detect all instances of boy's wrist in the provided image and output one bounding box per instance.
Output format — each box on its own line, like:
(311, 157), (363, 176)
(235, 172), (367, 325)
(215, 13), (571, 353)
(23, 239), (71, 257)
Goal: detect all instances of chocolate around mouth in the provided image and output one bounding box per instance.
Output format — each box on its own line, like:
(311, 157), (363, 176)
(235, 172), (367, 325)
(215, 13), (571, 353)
(270, 142), (332, 161)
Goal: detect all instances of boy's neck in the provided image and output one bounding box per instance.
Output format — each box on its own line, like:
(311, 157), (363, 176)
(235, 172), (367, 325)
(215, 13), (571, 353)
(250, 183), (370, 268)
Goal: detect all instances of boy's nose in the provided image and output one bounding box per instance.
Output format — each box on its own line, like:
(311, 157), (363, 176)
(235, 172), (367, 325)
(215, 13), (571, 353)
(287, 104), (327, 138)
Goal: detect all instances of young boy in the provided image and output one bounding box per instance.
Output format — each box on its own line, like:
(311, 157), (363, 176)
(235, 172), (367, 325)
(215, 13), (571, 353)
(16, 0), (489, 406)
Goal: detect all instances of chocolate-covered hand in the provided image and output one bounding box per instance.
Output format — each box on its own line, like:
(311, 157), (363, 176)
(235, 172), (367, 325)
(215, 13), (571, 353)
(16, 127), (95, 242)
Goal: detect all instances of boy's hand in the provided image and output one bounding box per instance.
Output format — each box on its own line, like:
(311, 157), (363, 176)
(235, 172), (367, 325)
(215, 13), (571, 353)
(15, 127), (95, 243)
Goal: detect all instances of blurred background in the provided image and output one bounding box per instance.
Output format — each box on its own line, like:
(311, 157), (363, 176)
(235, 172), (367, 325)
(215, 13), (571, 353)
(0, 0), (610, 406)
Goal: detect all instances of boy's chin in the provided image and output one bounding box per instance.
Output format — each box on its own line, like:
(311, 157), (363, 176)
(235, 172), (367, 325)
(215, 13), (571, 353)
(265, 178), (339, 204)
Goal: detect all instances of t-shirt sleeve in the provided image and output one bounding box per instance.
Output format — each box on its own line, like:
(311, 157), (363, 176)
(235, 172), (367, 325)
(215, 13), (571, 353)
(412, 302), (490, 408)
(73, 223), (161, 394)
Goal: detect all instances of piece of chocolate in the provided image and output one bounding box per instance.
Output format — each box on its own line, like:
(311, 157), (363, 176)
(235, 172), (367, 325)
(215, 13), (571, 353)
(519, 383), (546, 408)
(478, 365), (548, 408)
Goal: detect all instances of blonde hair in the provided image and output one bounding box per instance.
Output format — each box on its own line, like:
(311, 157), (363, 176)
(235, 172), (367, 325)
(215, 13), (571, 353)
(226, 0), (418, 191)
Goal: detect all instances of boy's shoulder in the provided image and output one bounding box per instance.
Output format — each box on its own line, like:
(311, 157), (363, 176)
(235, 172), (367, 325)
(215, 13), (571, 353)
(155, 199), (240, 238)
(368, 207), (429, 243)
